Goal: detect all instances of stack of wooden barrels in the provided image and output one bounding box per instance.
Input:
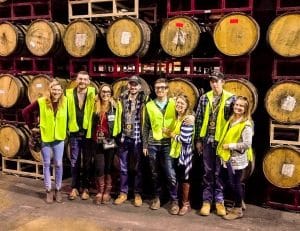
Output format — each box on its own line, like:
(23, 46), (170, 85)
(263, 12), (300, 206)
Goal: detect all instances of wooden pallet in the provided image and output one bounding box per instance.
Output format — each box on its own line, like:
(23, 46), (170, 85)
(1, 157), (54, 180)
(270, 120), (300, 147)
(68, 0), (139, 21)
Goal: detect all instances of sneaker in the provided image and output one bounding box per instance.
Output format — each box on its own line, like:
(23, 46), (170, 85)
(68, 188), (79, 200)
(81, 189), (90, 200)
(223, 207), (243, 220)
(46, 190), (53, 204)
(200, 202), (211, 216)
(134, 194), (143, 207)
(114, 193), (127, 205)
(55, 190), (63, 203)
(150, 197), (160, 210)
(169, 201), (179, 215)
(216, 202), (226, 216)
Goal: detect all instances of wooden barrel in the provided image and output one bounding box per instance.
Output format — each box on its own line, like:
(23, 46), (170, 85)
(213, 12), (260, 56)
(112, 77), (151, 99)
(63, 19), (105, 58)
(0, 22), (27, 57)
(106, 17), (151, 57)
(0, 124), (29, 158)
(263, 145), (300, 188)
(27, 74), (52, 103)
(267, 12), (300, 57)
(0, 74), (30, 108)
(168, 78), (199, 110)
(25, 19), (65, 57)
(265, 80), (300, 124)
(224, 78), (258, 114)
(160, 16), (201, 57)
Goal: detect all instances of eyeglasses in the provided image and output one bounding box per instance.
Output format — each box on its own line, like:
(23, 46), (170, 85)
(155, 86), (168, 90)
(101, 90), (111, 94)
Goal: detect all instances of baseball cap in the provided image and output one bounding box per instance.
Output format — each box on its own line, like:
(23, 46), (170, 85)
(128, 75), (141, 84)
(209, 71), (224, 80)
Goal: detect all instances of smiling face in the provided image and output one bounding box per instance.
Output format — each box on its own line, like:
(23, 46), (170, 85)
(76, 73), (90, 91)
(154, 82), (168, 99)
(233, 98), (248, 117)
(50, 83), (63, 102)
(100, 85), (112, 102)
(128, 81), (140, 95)
(175, 97), (188, 115)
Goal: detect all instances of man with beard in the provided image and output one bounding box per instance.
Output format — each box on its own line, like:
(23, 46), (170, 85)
(113, 75), (148, 207)
(67, 71), (96, 200)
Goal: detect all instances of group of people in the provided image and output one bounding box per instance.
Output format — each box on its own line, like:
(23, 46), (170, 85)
(22, 70), (254, 220)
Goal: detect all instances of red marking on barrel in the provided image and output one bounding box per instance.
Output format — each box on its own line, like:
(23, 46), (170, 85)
(176, 22), (184, 28)
(230, 18), (239, 24)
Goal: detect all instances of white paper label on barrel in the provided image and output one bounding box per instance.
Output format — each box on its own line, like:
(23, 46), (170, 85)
(4, 146), (10, 151)
(121, 32), (131, 45)
(172, 30), (186, 46)
(35, 83), (43, 88)
(29, 41), (36, 48)
(281, 95), (296, 112)
(281, 163), (295, 177)
(75, 33), (87, 47)
(0, 89), (5, 94)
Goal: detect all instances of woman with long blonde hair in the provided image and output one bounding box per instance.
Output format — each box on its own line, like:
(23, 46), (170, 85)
(22, 79), (68, 204)
(217, 96), (254, 220)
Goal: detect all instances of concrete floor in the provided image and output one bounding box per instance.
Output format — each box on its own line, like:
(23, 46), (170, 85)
(0, 173), (299, 231)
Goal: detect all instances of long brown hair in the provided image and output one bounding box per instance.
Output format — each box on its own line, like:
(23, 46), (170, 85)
(45, 79), (64, 110)
(94, 83), (115, 114)
(175, 94), (192, 116)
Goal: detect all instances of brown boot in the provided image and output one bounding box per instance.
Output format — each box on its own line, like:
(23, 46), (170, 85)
(46, 190), (54, 204)
(102, 174), (112, 204)
(94, 176), (105, 205)
(223, 207), (243, 220)
(178, 183), (191, 216)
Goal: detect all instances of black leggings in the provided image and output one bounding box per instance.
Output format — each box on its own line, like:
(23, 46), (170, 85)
(94, 144), (115, 177)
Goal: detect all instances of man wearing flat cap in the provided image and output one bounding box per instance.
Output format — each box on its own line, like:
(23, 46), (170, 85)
(195, 71), (236, 216)
(113, 75), (148, 207)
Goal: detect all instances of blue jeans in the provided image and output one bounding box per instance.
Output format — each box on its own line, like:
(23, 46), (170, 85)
(41, 140), (64, 191)
(202, 142), (224, 203)
(69, 136), (92, 189)
(148, 144), (178, 201)
(119, 137), (142, 194)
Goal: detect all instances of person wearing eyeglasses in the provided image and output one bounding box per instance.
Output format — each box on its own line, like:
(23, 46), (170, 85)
(22, 79), (67, 204)
(217, 96), (253, 220)
(143, 78), (179, 214)
(113, 75), (148, 207)
(195, 71), (236, 216)
(66, 71), (96, 201)
(86, 84), (117, 205)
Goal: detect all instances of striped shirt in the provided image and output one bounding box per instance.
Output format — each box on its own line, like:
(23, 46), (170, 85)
(175, 123), (194, 180)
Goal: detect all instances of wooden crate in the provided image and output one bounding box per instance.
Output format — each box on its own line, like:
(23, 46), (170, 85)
(68, 0), (139, 21)
(270, 120), (300, 147)
(1, 157), (54, 180)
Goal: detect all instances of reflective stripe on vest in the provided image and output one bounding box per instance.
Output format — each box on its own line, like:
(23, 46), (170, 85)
(200, 90), (233, 142)
(146, 98), (176, 141)
(38, 97), (68, 142)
